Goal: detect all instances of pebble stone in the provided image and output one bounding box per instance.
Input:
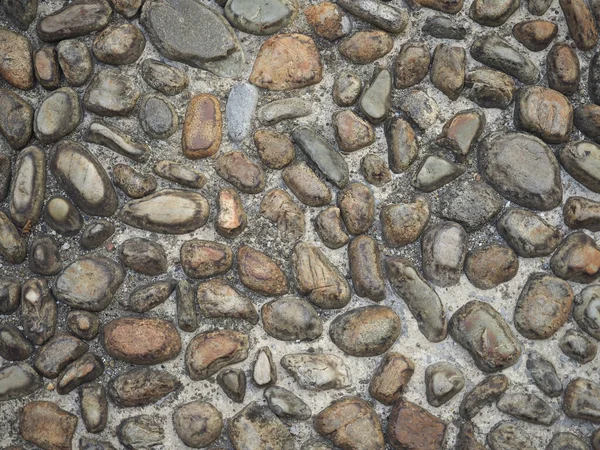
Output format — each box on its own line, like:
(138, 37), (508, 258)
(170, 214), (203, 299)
(85, 120), (150, 162)
(37, 0), (112, 42)
(304, 2), (352, 41)
(563, 378), (600, 422)
(0, 28), (34, 90)
(422, 221), (467, 287)
(28, 236), (62, 276)
(141, 58), (188, 96)
(185, 330), (249, 380)
(139, 94), (179, 139)
(559, 329), (598, 363)
(109, 367), (181, 407)
(369, 353), (414, 405)
(0, 324), (33, 361)
(226, 82), (259, 142)
(360, 154), (391, 186)
(264, 386), (311, 420)
(527, 351), (563, 397)
(33, 46), (60, 90)
(173, 401), (223, 448)
(497, 208), (562, 257)
(225, 0), (298, 35)
(80, 384), (108, 433)
(281, 353), (351, 390)
(0, 89), (33, 150)
(238, 245), (288, 296)
(254, 129), (296, 169)
(550, 231), (600, 283)
(216, 188), (247, 238)
(497, 392), (559, 425)
(465, 245), (519, 290)
(359, 67), (392, 124)
(80, 219), (114, 250)
(34, 88), (82, 144)
(9, 145), (46, 228)
(315, 206), (350, 249)
(154, 160), (206, 189)
(84, 69), (141, 117)
(117, 415), (164, 449)
(57, 39), (94, 87)
(19, 401), (77, 450)
(332, 71), (362, 106)
(20, 278), (56, 345)
(229, 402), (295, 449)
(487, 421), (536, 450)
(66, 310), (100, 341)
(0, 363), (42, 402)
(93, 23), (146, 65)
(283, 162), (332, 207)
(253, 347), (277, 387)
(197, 279), (258, 325)
(182, 94), (222, 159)
(387, 399), (447, 450)
(459, 374), (509, 419)
(217, 368), (246, 403)
(262, 296), (322, 341)
(425, 361), (465, 407)
(114, 163), (157, 199)
(564, 196), (600, 231)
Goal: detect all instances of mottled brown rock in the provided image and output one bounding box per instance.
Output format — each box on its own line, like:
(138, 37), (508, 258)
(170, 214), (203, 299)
(394, 43), (430, 89)
(56, 352), (104, 395)
(333, 110), (376, 152)
(464, 245), (519, 290)
(413, 0), (463, 13)
(564, 196), (600, 231)
(260, 188), (305, 242)
(304, 2), (351, 41)
(459, 374), (509, 419)
(381, 197), (429, 248)
(547, 43), (580, 95)
(360, 154), (391, 186)
(330, 306), (400, 356)
(34, 46), (60, 90)
(315, 206), (349, 249)
(109, 368), (180, 407)
(283, 162), (332, 207)
(174, 401), (223, 448)
(196, 279), (259, 325)
(560, 0), (598, 50)
(34, 333), (88, 379)
(262, 297), (323, 341)
(430, 44), (465, 100)
(120, 237), (167, 276)
(254, 129), (296, 169)
(449, 301), (522, 372)
(21, 278), (57, 346)
(0, 28), (34, 90)
(348, 235), (385, 302)
(182, 94), (222, 159)
(92, 23), (146, 65)
(550, 231), (600, 283)
(315, 397), (385, 450)
(237, 245), (288, 296)
(339, 30), (393, 64)
(103, 317), (181, 365)
(338, 183), (375, 235)
(185, 330), (249, 380)
(292, 242), (351, 309)
(19, 401), (77, 450)
(0, 88), (33, 151)
(0, 211), (27, 265)
(215, 151), (265, 194)
(181, 240), (233, 279)
(515, 86), (573, 144)
(387, 399), (446, 450)
(425, 361), (465, 406)
(513, 20), (557, 51)
(563, 378), (600, 422)
(216, 188), (247, 238)
(515, 273), (574, 339)
(369, 353), (414, 405)
(250, 33), (323, 90)
(36, 0), (112, 42)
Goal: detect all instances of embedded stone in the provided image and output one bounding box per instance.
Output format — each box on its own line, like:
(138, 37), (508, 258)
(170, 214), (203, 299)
(43, 196), (82, 236)
(84, 69), (140, 117)
(305, 2), (351, 41)
(497, 393), (559, 425)
(574, 285), (600, 340)
(264, 386), (311, 420)
(173, 401), (223, 448)
(563, 378), (600, 422)
(470, 0), (519, 26)
(109, 368), (180, 407)
(197, 279), (259, 325)
(176, 280), (198, 333)
(315, 207), (349, 249)
(560, 0), (598, 50)
(333, 110), (375, 152)
(20, 278), (56, 345)
(80, 219), (114, 250)
(93, 23), (146, 65)
(513, 20), (557, 51)
(333, 71), (362, 106)
(34, 332), (87, 379)
(113, 164), (157, 199)
(560, 141), (600, 193)
(33, 46), (60, 90)
(227, 82), (259, 142)
(369, 353), (414, 405)
(0, 28), (34, 90)
(229, 402), (295, 450)
(66, 310), (100, 341)
(526, 351), (563, 397)
(337, 182), (375, 235)
(336, 0), (408, 33)
(117, 415), (164, 449)
(139, 95), (178, 139)
(0, 276), (20, 315)
(217, 368), (246, 403)
(281, 353), (351, 390)
(56, 352), (104, 395)
(283, 162), (332, 207)
(56, 39), (93, 87)
(412, 155), (464, 192)
(464, 68), (516, 109)
(559, 329), (597, 363)
(564, 196), (600, 231)
(216, 188), (247, 239)
(183, 94), (222, 159)
(120, 237), (167, 276)
(360, 154), (391, 186)
(359, 67), (392, 124)
(0, 89), (33, 150)
(260, 188), (305, 242)
(439, 180), (503, 231)
(459, 374), (509, 419)
(550, 231), (600, 283)
(464, 245), (519, 290)
(422, 221), (467, 287)
(348, 235), (385, 301)
(19, 401), (77, 450)
(80, 384), (107, 433)
(339, 30), (393, 64)
(253, 347), (277, 387)
(225, 0), (298, 35)
(185, 330), (249, 380)
(141, 58), (188, 96)
(254, 129), (296, 169)
(181, 240), (233, 279)
(9, 145), (46, 228)
(436, 109), (486, 158)
(425, 361), (465, 407)
(215, 151), (265, 194)
(394, 43), (430, 89)
(387, 399), (447, 450)
(85, 121), (150, 162)
(430, 44), (465, 100)
(34, 88), (82, 144)
(0, 212), (26, 265)
(123, 280), (176, 313)
(0, 363), (42, 402)
(0, 324), (33, 361)
(497, 208), (561, 257)
(37, 0), (112, 42)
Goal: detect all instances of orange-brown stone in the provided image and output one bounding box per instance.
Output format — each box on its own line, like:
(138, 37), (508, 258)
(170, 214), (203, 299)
(182, 94), (222, 159)
(249, 34), (323, 91)
(20, 401), (77, 450)
(185, 330), (249, 380)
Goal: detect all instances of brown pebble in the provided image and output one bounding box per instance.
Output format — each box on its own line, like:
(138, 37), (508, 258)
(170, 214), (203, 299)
(182, 93), (222, 159)
(237, 245), (288, 296)
(254, 129), (295, 169)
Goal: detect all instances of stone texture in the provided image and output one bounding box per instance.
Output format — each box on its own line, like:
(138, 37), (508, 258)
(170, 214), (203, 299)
(37, 0), (112, 42)
(563, 378), (600, 422)
(229, 402), (294, 450)
(238, 245), (288, 296)
(109, 368), (180, 407)
(262, 297), (322, 341)
(305, 2), (351, 41)
(185, 330), (249, 380)
(83, 69), (140, 117)
(0, 28), (34, 90)
(459, 374), (509, 419)
(93, 23), (146, 65)
(183, 94), (222, 159)
(19, 401), (77, 450)
(550, 231), (600, 283)
(497, 208), (561, 257)
(387, 399), (446, 450)
(369, 353), (414, 405)
(0, 89), (33, 150)
(173, 401), (223, 448)
(348, 235), (385, 301)
(197, 279), (259, 325)
(464, 245), (519, 290)
(281, 353), (351, 390)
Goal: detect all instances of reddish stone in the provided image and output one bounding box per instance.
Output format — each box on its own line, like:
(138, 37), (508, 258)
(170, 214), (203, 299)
(182, 94), (222, 159)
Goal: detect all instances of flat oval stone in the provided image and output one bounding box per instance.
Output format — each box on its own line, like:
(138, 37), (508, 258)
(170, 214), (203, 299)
(176, 280), (198, 332)
(423, 15), (469, 39)
(185, 330), (249, 380)
(349, 235), (385, 301)
(83, 69), (140, 117)
(120, 238), (167, 276)
(253, 347), (277, 387)
(80, 384), (107, 432)
(225, 0), (298, 35)
(421, 221), (467, 287)
(0, 212), (27, 264)
(574, 285), (600, 340)
(238, 245), (288, 296)
(85, 121), (150, 162)
(283, 162), (331, 207)
(449, 300), (522, 372)
(0, 324), (33, 361)
(459, 374), (509, 419)
(262, 297), (323, 341)
(227, 82), (258, 142)
(333, 110), (375, 152)
(394, 43), (430, 89)
(497, 393), (559, 426)
(515, 273), (574, 339)
(109, 368), (180, 407)
(487, 421), (535, 450)
(361, 153), (391, 186)
(50, 140), (118, 216)
(333, 71), (362, 106)
(183, 94), (222, 159)
(53, 256), (125, 311)
(515, 86), (573, 143)
(0, 88), (33, 150)
(254, 129), (296, 169)
(513, 20), (558, 51)
(215, 151), (265, 194)
(336, 0), (408, 33)
(360, 67), (392, 124)
(93, 23), (146, 65)
(264, 386), (311, 420)
(181, 240), (233, 279)
(123, 280), (176, 313)
(141, 58), (188, 96)
(19, 401), (77, 450)
(305, 2), (352, 41)
(315, 397), (385, 449)
(385, 256), (447, 342)
(338, 182), (375, 235)
(0, 363), (42, 401)
(436, 109), (486, 158)
(9, 145), (46, 228)
(103, 317), (181, 364)
(34, 88), (82, 144)
(141, 0), (244, 78)
(564, 196), (600, 231)
(34, 332), (88, 379)
(80, 219), (114, 250)
(470, 35), (540, 84)
(29, 236), (62, 276)
(250, 33), (323, 91)
(527, 351), (562, 397)
(412, 155), (464, 192)
(44, 199), (83, 236)
(560, 141), (600, 193)
(21, 278), (57, 345)
(154, 160), (206, 189)
(478, 132), (563, 210)
(174, 401), (223, 448)
(369, 352), (415, 405)
(119, 189), (210, 234)
(0, 28), (34, 90)
(218, 368), (246, 403)
(547, 433), (589, 450)
(497, 208), (561, 257)
(57, 40), (93, 87)
(563, 378), (600, 422)
(139, 94), (178, 139)
(37, 0), (112, 42)
(385, 116), (419, 173)
(431, 44), (466, 100)
(197, 279), (259, 325)
(281, 353), (351, 390)
(330, 306), (401, 356)
(292, 242), (351, 309)
(229, 402), (295, 450)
